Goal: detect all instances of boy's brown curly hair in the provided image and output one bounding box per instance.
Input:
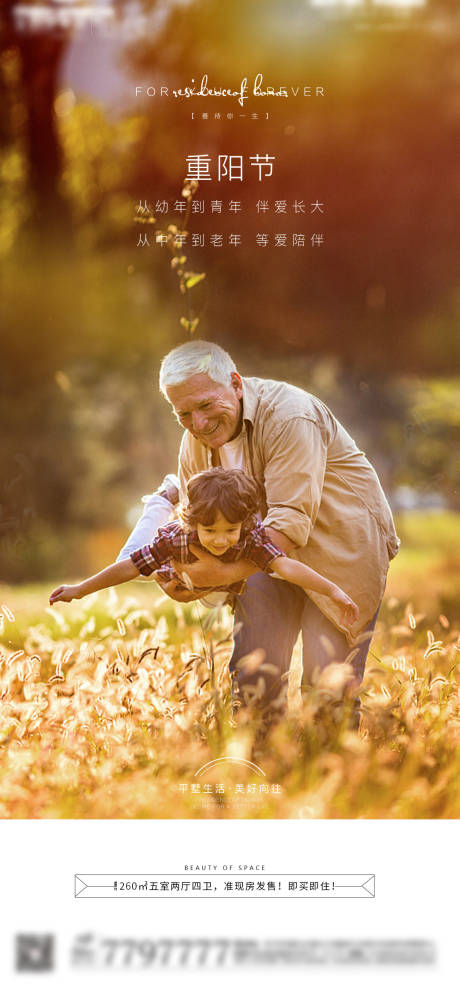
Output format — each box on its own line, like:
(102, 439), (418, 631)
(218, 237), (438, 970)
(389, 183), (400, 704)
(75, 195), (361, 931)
(180, 468), (261, 536)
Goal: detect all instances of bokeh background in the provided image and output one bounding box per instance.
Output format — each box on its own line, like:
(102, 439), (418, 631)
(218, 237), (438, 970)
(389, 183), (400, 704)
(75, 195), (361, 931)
(1, 0), (459, 610)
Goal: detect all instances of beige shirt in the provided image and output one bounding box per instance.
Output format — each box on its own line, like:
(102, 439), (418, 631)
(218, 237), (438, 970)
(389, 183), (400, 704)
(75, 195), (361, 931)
(178, 376), (400, 644)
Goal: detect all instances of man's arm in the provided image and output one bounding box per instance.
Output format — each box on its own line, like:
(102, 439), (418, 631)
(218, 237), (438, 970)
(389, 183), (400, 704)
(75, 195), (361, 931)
(170, 545), (259, 589)
(261, 417), (328, 548)
(167, 528), (296, 591)
(193, 527), (296, 586)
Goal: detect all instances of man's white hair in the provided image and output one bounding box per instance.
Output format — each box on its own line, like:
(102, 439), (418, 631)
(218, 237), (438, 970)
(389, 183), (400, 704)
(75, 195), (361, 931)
(159, 340), (237, 396)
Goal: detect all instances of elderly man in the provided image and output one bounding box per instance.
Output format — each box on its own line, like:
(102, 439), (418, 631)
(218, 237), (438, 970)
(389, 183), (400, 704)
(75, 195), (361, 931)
(119, 340), (399, 716)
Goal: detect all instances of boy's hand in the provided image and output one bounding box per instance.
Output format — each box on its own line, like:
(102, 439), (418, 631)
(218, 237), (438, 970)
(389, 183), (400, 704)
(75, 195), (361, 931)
(330, 585), (359, 626)
(49, 584), (81, 605)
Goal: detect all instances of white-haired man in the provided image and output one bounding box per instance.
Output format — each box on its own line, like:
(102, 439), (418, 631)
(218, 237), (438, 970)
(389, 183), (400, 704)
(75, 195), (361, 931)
(118, 340), (399, 718)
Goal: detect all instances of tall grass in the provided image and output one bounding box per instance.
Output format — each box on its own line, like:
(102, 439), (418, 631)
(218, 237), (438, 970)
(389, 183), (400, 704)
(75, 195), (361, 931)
(0, 579), (458, 819)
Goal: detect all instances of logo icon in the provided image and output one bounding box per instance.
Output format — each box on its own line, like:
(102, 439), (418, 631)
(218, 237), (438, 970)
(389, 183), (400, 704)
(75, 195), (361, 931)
(15, 934), (55, 972)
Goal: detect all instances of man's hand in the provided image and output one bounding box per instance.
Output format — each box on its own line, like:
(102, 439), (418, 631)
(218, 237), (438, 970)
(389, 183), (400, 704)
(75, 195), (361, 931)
(152, 570), (210, 604)
(171, 544), (258, 589)
(170, 545), (227, 588)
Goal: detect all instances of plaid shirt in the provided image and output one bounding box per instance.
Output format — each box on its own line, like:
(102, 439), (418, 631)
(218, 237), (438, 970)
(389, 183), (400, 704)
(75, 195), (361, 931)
(130, 520), (284, 595)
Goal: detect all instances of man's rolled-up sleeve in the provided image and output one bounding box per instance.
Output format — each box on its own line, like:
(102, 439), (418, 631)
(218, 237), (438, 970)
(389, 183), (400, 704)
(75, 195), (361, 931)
(261, 417), (327, 548)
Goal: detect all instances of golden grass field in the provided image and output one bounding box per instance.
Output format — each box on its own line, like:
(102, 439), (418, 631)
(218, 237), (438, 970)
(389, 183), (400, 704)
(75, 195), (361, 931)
(0, 512), (459, 819)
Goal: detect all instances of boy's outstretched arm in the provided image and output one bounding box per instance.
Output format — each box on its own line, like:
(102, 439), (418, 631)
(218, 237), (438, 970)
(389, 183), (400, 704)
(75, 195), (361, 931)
(270, 555), (359, 625)
(49, 558), (139, 605)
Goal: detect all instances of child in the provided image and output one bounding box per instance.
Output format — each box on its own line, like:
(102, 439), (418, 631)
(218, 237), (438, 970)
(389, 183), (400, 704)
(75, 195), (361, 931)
(49, 468), (359, 625)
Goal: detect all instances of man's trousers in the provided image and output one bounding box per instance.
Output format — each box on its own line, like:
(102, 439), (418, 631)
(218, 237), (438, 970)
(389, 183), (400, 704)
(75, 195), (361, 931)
(229, 573), (380, 716)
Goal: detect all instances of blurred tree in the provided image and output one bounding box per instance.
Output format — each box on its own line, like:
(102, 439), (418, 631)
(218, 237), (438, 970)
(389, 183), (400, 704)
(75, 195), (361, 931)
(1, 1), (72, 240)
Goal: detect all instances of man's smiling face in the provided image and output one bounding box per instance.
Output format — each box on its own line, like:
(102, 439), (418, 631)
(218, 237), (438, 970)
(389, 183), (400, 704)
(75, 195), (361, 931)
(165, 372), (243, 449)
